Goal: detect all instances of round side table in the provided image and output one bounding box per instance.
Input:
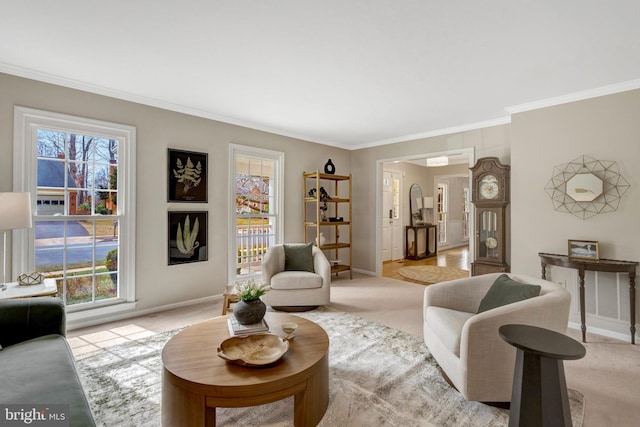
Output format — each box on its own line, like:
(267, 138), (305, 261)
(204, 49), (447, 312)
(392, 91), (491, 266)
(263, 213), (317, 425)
(499, 324), (585, 427)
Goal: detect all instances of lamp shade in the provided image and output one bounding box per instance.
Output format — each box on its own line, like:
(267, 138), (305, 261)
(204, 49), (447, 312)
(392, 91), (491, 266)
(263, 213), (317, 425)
(0, 192), (33, 230)
(423, 196), (434, 209)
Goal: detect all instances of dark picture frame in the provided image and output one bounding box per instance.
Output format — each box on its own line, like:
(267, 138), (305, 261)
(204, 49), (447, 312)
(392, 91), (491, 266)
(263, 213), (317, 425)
(168, 148), (208, 202)
(168, 211), (208, 265)
(568, 239), (599, 260)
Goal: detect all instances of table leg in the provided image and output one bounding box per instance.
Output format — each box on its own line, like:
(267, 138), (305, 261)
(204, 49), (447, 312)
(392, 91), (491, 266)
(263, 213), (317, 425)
(294, 353), (329, 426)
(508, 350), (572, 427)
(630, 272), (636, 345)
(540, 262), (547, 280)
(579, 269), (586, 343)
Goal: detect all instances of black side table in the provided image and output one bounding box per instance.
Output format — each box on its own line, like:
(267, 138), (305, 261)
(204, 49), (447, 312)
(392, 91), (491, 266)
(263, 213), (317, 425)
(499, 324), (585, 427)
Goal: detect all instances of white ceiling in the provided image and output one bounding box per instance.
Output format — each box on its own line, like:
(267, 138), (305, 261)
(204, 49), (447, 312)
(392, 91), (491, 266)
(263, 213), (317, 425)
(2, 1), (639, 150)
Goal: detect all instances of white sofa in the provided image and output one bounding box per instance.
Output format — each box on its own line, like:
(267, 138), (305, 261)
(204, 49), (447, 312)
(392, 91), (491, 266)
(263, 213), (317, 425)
(423, 272), (571, 402)
(260, 244), (331, 308)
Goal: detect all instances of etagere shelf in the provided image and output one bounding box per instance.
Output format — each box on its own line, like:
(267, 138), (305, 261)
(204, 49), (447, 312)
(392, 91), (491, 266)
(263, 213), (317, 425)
(303, 170), (352, 278)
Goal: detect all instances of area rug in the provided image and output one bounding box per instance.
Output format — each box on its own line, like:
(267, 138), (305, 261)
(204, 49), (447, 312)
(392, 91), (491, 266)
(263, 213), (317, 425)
(75, 310), (584, 427)
(398, 265), (469, 284)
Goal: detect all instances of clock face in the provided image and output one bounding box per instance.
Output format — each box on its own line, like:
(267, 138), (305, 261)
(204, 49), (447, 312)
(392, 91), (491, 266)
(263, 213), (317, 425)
(485, 237), (498, 249)
(479, 175), (499, 199)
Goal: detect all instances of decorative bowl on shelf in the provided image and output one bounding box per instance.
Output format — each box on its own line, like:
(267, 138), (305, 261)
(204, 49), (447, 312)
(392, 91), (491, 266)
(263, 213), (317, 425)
(217, 333), (289, 367)
(328, 217), (343, 222)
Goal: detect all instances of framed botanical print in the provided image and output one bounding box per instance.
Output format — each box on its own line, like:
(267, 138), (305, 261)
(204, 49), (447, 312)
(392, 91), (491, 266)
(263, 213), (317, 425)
(168, 211), (208, 265)
(168, 148), (208, 202)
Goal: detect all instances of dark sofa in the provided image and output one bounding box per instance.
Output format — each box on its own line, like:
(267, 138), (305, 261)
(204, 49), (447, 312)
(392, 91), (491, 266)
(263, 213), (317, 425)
(0, 297), (96, 426)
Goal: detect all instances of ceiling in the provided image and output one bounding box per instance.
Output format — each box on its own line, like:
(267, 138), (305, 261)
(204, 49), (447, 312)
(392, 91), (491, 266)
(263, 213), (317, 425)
(2, 1), (639, 150)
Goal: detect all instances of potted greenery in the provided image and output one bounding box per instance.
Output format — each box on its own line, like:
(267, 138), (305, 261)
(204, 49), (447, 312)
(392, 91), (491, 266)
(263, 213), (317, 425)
(233, 279), (271, 325)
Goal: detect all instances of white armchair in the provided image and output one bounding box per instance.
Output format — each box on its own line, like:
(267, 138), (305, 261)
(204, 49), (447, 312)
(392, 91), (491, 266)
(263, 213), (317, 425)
(423, 272), (571, 402)
(260, 244), (331, 309)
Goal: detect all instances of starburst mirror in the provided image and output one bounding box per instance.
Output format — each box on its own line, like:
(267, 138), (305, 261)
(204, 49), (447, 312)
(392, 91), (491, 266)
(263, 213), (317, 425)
(545, 155), (630, 220)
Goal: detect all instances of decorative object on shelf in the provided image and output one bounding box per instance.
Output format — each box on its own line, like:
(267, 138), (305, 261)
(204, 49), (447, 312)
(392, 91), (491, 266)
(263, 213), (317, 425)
(232, 279), (270, 325)
(568, 239), (599, 260)
(328, 217), (343, 222)
(324, 159), (336, 174)
(0, 192), (33, 286)
(167, 148), (208, 203)
(17, 272), (44, 286)
(315, 232), (326, 247)
(168, 211), (208, 265)
(217, 333), (289, 367)
(545, 155), (630, 220)
(409, 184), (423, 226)
(470, 157), (510, 276)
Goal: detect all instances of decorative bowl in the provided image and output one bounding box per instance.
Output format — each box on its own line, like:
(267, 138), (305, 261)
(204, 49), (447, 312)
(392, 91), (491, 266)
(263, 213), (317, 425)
(217, 333), (289, 367)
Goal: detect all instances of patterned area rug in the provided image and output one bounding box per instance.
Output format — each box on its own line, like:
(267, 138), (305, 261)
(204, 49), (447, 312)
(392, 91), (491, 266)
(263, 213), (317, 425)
(398, 265), (469, 284)
(75, 310), (584, 426)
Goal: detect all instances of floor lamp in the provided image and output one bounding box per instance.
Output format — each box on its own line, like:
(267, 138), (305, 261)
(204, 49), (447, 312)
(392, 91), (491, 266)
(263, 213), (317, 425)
(0, 192), (33, 288)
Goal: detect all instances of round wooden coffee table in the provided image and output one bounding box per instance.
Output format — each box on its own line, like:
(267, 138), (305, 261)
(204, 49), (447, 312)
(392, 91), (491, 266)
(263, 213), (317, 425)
(162, 312), (329, 426)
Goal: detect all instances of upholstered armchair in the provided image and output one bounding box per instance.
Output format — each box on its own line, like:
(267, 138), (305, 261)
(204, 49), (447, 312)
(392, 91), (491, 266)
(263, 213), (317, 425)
(423, 272), (571, 403)
(260, 244), (331, 309)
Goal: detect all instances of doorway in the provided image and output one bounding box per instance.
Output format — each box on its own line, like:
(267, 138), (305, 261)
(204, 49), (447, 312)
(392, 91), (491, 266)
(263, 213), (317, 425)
(382, 169), (403, 262)
(376, 148), (475, 277)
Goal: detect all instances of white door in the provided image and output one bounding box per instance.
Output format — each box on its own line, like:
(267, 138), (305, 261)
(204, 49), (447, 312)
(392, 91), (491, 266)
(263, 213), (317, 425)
(382, 170), (403, 261)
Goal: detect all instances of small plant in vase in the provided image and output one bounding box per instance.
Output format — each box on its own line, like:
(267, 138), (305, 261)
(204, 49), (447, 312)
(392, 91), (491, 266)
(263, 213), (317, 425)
(233, 279), (271, 325)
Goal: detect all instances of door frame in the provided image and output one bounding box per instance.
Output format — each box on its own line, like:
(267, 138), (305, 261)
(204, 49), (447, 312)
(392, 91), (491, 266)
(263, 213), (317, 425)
(375, 148), (475, 277)
(382, 168), (404, 262)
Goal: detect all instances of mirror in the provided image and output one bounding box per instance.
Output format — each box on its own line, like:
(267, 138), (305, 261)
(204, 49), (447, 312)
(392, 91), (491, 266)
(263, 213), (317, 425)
(409, 184), (423, 226)
(566, 173), (603, 202)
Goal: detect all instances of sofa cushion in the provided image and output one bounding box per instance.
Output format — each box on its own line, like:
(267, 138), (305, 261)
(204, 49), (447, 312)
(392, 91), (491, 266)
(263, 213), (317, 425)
(283, 243), (315, 272)
(477, 274), (542, 313)
(0, 335), (96, 427)
(271, 271), (323, 290)
(425, 307), (475, 357)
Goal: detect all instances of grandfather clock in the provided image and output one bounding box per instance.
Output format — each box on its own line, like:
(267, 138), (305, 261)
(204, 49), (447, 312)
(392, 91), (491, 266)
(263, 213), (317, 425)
(470, 157), (510, 276)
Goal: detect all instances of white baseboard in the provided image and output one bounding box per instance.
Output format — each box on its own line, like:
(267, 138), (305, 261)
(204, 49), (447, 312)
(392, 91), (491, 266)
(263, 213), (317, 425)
(66, 294), (222, 331)
(352, 268), (376, 276)
(567, 321), (636, 344)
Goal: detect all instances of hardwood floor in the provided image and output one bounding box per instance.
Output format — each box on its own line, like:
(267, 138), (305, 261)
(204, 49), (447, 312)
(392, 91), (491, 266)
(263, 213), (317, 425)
(382, 245), (470, 283)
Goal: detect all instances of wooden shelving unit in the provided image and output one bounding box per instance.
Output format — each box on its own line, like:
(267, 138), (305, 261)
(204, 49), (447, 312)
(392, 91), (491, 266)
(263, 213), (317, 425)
(303, 170), (352, 278)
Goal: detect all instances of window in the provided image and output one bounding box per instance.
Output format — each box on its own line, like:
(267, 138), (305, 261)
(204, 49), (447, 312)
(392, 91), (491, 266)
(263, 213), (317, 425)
(229, 144), (283, 281)
(437, 183), (447, 244)
(462, 186), (470, 240)
(14, 107), (136, 313)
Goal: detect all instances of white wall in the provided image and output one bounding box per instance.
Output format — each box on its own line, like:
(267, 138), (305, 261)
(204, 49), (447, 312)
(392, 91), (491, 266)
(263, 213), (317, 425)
(0, 73), (351, 317)
(511, 90), (640, 341)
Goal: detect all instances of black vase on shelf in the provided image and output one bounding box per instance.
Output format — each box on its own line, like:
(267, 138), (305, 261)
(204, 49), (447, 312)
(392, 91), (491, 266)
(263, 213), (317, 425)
(233, 298), (267, 325)
(324, 159), (336, 174)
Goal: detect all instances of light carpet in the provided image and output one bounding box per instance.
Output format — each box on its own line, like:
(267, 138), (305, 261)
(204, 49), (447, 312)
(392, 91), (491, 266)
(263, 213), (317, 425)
(75, 310), (584, 426)
(398, 265), (469, 284)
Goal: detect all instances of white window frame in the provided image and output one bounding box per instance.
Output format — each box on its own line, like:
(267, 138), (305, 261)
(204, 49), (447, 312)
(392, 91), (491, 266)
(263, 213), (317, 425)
(13, 107), (136, 318)
(228, 144), (284, 282)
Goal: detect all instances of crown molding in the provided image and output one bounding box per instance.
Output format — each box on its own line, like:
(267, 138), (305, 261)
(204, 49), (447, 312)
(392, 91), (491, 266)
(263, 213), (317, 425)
(505, 79), (640, 114)
(352, 116), (512, 150)
(0, 62), (342, 148)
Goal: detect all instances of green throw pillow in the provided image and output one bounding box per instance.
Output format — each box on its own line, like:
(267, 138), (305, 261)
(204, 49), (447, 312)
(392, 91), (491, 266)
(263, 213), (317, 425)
(283, 243), (315, 272)
(477, 274), (541, 313)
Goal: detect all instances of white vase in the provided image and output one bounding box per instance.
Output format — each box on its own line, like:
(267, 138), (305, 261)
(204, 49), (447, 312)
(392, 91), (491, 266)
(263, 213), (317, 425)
(315, 232), (326, 247)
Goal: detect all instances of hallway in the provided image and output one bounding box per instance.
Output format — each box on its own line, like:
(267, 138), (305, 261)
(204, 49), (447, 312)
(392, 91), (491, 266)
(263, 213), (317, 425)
(382, 246), (470, 284)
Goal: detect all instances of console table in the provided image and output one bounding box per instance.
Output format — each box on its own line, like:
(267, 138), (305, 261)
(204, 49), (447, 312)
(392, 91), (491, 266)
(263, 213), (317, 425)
(405, 224), (437, 260)
(538, 253), (638, 344)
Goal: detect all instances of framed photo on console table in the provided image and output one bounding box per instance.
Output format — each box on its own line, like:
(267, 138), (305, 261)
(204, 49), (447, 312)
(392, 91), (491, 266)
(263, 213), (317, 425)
(568, 239), (599, 260)
(168, 148), (208, 202)
(168, 211), (208, 265)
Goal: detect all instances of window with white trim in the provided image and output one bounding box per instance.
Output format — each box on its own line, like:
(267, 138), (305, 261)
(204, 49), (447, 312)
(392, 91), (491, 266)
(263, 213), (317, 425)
(13, 107), (136, 312)
(229, 144), (283, 281)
